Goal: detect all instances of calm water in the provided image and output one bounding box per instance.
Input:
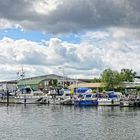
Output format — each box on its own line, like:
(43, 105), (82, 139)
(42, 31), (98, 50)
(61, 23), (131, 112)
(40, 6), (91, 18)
(0, 105), (140, 140)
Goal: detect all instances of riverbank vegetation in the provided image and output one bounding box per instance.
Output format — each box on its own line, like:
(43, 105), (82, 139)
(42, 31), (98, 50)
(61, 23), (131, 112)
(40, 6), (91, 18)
(92, 68), (137, 92)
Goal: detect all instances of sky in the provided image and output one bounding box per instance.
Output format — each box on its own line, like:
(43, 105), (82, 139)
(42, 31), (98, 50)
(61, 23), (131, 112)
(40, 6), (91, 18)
(0, 0), (140, 81)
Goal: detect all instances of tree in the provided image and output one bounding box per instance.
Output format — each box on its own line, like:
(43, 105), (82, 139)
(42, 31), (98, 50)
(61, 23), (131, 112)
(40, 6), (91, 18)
(100, 68), (137, 91)
(120, 68), (136, 82)
(49, 79), (58, 88)
(101, 69), (121, 90)
(91, 77), (101, 83)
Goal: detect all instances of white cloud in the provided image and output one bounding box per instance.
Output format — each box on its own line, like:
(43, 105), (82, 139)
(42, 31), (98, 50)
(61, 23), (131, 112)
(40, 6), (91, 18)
(32, 0), (62, 15)
(0, 30), (140, 81)
(81, 31), (110, 42)
(0, 19), (20, 29)
(0, 0), (140, 81)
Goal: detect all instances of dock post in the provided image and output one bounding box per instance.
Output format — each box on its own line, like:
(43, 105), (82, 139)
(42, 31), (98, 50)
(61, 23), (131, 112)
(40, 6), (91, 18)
(7, 89), (9, 107)
(24, 93), (26, 104)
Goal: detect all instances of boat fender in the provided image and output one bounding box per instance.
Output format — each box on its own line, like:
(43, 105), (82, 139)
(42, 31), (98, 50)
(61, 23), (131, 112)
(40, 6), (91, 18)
(24, 98), (26, 103)
(111, 99), (114, 104)
(48, 100), (50, 104)
(15, 93), (19, 97)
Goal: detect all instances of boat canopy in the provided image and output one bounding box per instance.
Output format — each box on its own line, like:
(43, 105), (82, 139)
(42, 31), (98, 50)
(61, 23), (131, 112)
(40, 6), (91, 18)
(75, 87), (92, 93)
(107, 91), (118, 98)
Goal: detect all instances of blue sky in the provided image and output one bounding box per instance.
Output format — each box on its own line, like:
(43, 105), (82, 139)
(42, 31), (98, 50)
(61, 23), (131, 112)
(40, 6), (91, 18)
(0, 0), (140, 81)
(0, 28), (81, 43)
(0, 28), (50, 42)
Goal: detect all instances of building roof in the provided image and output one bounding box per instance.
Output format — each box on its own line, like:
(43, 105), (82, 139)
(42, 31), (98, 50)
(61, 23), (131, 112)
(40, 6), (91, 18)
(17, 74), (72, 86)
(0, 80), (17, 84)
(69, 82), (104, 89)
(17, 74), (60, 86)
(17, 77), (46, 86)
(69, 81), (140, 89)
(24, 74), (63, 80)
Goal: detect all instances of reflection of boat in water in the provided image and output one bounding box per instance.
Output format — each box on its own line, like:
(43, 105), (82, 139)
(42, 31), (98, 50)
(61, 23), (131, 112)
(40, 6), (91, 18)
(14, 86), (48, 104)
(74, 93), (98, 106)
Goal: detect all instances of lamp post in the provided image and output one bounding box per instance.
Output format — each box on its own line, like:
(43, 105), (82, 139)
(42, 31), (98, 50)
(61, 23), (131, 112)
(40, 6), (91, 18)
(58, 67), (65, 88)
(75, 76), (78, 94)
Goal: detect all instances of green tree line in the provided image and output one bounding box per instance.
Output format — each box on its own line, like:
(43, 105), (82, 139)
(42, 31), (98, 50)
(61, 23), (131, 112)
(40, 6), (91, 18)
(92, 68), (136, 91)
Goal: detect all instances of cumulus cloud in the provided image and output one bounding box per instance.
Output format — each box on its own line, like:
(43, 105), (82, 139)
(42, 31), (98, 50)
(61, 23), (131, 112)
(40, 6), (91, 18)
(0, 0), (140, 80)
(0, 34), (140, 80)
(0, 19), (20, 29)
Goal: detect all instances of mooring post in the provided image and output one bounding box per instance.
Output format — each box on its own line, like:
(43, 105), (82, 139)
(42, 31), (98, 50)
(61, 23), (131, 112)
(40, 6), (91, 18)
(7, 88), (9, 107)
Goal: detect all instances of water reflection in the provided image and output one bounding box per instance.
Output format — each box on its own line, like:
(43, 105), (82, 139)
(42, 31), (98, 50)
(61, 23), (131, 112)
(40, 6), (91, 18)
(74, 106), (98, 112)
(0, 105), (140, 140)
(98, 106), (117, 112)
(120, 106), (135, 112)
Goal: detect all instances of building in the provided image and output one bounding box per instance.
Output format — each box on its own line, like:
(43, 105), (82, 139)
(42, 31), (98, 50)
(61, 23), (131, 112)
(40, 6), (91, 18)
(2, 75), (140, 93)
(17, 74), (74, 90)
(69, 82), (103, 89)
(0, 80), (17, 92)
(68, 77), (140, 92)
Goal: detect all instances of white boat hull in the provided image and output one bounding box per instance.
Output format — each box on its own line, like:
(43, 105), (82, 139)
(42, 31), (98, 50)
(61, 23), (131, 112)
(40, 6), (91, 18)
(120, 101), (134, 107)
(15, 96), (48, 104)
(98, 98), (120, 106)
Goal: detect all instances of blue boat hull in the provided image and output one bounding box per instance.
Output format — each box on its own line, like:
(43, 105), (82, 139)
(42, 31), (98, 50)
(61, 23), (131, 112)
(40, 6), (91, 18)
(74, 100), (98, 106)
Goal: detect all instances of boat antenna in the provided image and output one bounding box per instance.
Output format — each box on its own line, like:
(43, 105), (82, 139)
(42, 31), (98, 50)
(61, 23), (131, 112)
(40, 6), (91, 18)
(21, 64), (25, 87)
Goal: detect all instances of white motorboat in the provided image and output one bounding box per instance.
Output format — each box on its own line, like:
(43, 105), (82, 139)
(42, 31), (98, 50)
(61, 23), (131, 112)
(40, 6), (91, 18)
(98, 98), (120, 106)
(14, 86), (48, 104)
(97, 91), (121, 106)
(48, 89), (74, 105)
(120, 98), (134, 107)
(74, 93), (98, 106)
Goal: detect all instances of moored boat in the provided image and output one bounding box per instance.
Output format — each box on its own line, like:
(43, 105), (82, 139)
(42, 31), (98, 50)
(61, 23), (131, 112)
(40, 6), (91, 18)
(48, 88), (75, 105)
(98, 98), (120, 106)
(97, 91), (121, 106)
(132, 95), (140, 107)
(74, 93), (98, 106)
(14, 86), (48, 104)
(120, 97), (134, 107)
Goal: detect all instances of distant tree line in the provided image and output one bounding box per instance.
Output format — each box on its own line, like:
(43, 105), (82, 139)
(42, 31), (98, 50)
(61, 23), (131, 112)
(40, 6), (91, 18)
(92, 68), (136, 91)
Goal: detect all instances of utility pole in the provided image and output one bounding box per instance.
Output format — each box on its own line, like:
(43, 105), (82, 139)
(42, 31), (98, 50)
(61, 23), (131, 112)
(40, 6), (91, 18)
(59, 67), (65, 89)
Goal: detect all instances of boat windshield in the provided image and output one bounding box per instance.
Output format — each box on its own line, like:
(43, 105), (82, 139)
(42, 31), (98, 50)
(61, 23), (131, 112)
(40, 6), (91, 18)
(65, 93), (70, 96)
(32, 88), (38, 91)
(85, 94), (92, 98)
(78, 94), (84, 98)
(18, 87), (32, 94)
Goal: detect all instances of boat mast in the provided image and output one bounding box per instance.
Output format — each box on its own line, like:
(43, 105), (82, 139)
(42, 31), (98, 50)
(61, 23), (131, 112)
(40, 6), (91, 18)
(21, 65), (26, 104)
(17, 65), (25, 92)
(21, 65), (25, 86)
